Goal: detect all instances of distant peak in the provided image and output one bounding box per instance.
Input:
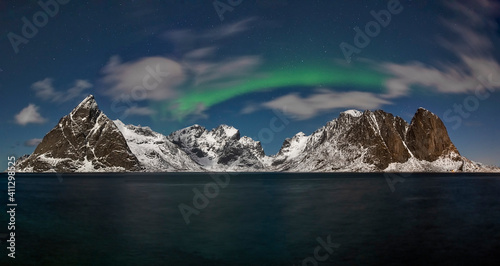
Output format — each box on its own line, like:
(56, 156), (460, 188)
(177, 124), (206, 134)
(341, 109), (363, 117)
(78, 94), (97, 106)
(213, 124), (240, 139)
(71, 95), (99, 114)
(216, 124), (238, 132)
(415, 107), (437, 117)
(189, 124), (204, 130)
(294, 132), (306, 138)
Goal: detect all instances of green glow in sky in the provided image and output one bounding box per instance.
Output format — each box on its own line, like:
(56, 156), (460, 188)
(153, 64), (387, 121)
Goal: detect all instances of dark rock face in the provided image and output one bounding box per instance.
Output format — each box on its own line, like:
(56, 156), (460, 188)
(406, 108), (460, 161)
(340, 108), (462, 169)
(329, 110), (410, 169)
(18, 95), (475, 173)
(370, 110), (411, 167)
(289, 110), (404, 170)
(273, 108), (463, 171)
(17, 95), (140, 172)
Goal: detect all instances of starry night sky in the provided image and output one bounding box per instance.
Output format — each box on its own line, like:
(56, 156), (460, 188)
(1, 0), (500, 166)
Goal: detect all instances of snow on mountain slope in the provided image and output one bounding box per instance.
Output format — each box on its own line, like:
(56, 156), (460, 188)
(342, 109), (363, 117)
(114, 120), (204, 172)
(17, 95), (140, 172)
(270, 108), (494, 172)
(168, 124), (268, 171)
(16, 94), (499, 173)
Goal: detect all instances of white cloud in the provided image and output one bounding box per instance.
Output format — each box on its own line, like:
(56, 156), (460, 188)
(205, 17), (256, 39)
(162, 18), (256, 49)
(100, 17), (263, 121)
(382, 1), (500, 97)
(66, 80), (93, 101)
(123, 106), (157, 116)
(100, 56), (185, 101)
(24, 138), (43, 147)
(32, 78), (92, 103)
(187, 56), (261, 87)
(32, 78), (56, 100)
(259, 89), (391, 120)
(184, 47), (217, 60)
(381, 60), (497, 97)
(240, 104), (259, 114)
(15, 104), (47, 126)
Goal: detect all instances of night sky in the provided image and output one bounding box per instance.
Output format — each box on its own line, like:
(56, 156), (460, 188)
(1, 0), (500, 166)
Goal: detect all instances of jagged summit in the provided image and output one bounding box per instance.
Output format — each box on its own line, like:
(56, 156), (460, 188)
(17, 96), (140, 172)
(212, 124), (240, 140)
(168, 123), (264, 170)
(16, 95), (499, 172)
(271, 108), (485, 172)
(74, 94), (97, 110)
(83, 94), (95, 101)
(406, 107), (459, 162)
(341, 109), (363, 117)
(69, 94), (100, 123)
(113, 120), (203, 172)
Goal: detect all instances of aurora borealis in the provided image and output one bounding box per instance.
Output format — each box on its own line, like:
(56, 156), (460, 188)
(155, 64), (387, 120)
(1, 0), (500, 165)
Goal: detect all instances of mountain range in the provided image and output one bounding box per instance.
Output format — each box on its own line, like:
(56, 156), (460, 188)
(16, 95), (498, 173)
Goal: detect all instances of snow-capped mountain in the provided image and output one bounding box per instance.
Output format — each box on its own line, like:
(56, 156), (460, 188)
(168, 124), (267, 171)
(15, 95), (499, 173)
(270, 108), (484, 172)
(113, 120), (204, 172)
(17, 95), (140, 172)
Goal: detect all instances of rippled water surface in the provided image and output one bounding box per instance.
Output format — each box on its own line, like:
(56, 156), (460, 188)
(1, 173), (499, 265)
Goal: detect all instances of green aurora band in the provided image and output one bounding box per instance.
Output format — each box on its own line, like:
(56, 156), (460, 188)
(152, 65), (387, 121)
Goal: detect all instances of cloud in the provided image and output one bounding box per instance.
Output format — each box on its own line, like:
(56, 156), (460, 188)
(123, 106), (157, 116)
(161, 17), (256, 50)
(240, 104), (259, 114)
(382, 1), (500, 97)
(469, 0), (500, 12)
(14, 104), (47, 126)
(66, 80), (93, 101)
(381, 58), (500, 97)
(184, 47), (217, 60)
(32, 78), (55, 100)
(187, 56), (261, 87)
(32, 78), (92, 103)
(24, 138), (42, 147)
(100, 18), (263, 121)
(258, 89), (391, 120)
(205, 17), (256, 39)
(100, 56), (185, 101)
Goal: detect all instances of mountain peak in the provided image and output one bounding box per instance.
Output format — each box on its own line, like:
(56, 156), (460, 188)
(341, 109), (363, 117)
(213, 124), (240, 139)
(71, 94), (99, 117)
(415, 107), (439, 118)
(406, 107), (459, 161)
(17, 96), (495, 173)
(17, 95), (140, 172)
(80, 94), (96, 106)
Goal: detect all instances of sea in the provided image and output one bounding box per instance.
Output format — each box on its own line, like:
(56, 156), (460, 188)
(1, 172), (499, 265)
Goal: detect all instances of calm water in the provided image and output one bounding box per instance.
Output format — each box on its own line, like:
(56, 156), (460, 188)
(1, 173), (500, 265)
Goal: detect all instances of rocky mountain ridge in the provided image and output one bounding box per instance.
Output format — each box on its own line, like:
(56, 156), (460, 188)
(16, 95), (498, 173)
(17, 95), (140, 172)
